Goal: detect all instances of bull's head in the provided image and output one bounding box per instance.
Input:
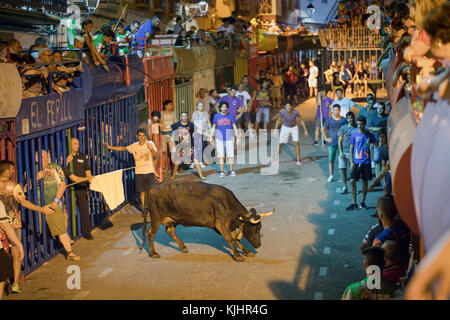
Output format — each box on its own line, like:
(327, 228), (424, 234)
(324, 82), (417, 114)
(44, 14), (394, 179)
(239, 208), (276, 248)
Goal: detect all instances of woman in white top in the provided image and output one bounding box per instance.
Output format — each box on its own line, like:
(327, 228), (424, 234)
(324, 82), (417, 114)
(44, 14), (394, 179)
(191, 101), (211, 168)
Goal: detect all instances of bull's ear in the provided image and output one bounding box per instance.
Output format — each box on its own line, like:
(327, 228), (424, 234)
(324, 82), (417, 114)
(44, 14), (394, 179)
(250, 208), (257, 216)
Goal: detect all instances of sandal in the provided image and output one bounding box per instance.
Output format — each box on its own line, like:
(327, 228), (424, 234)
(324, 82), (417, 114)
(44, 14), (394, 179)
(65, 251), (81, 261)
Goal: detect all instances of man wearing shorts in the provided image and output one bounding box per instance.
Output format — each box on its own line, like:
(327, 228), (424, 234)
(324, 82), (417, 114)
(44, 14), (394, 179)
(0, 199), (23, 299)
(347, 116), (379, 210)
(308, 60), (319, 98)
(106, 129), (158, 217)
(255, 81), (271, 132)
(338, 111), (357, 194)
(36, 150), (81, 260)
(211, 101), (240, 177)
(274, 101), (308, 166)
(0, 160), (53, 293)
(322, 104), (348, 183)
(161, 100), (178, 171)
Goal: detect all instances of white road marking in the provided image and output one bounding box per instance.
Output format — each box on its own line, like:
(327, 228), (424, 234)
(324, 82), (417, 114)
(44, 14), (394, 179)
(323, 247), (331, 254)
(98, 268), (113, 278)
(333, 200), (340, 206)
(113, 232), (123, 239)
(319, 267), (328, 276)
(314, 292), (323, 300)
(331, 213), (337, 219)
(328, 228), (335, 235)
(123, 249), (133, 255)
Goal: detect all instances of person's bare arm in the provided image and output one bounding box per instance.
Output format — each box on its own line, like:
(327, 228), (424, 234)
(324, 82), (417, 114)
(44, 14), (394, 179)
(105, 143), (128, 151)
(50, 181), (67, 210)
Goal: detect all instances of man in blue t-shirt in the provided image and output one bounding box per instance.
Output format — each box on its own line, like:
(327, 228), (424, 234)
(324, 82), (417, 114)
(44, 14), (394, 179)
(322, 104), (348, 183)
(215, 87), (244, 120)
(134, 16), (160, 57)
(347, 116), (379, 210)
(211, 101), (240, 178)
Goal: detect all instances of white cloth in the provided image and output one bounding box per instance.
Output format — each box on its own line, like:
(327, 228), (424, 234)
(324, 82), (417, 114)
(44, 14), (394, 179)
(90, 170), (124, 211)
(236, 90), (251, 108)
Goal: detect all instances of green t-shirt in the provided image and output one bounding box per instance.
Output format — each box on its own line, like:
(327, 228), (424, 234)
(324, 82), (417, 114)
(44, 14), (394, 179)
(116, 33), (128, 55)
(341, 277), (398, 300)
(42, 163), (65, 205)
(93, 34), (104, 51)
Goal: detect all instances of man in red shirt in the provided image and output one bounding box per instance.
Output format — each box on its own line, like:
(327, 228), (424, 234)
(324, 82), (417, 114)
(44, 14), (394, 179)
(285, 65), (298, 100)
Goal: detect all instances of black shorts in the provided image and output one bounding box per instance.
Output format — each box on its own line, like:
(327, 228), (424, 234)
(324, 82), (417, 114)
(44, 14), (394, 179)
(135, 173), (155, 193)
(0, 248), (13, 282)
(351, 163), (372, 181)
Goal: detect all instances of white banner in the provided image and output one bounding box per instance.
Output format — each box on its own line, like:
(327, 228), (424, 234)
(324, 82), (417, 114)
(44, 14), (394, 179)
(0, 63), (22, 118)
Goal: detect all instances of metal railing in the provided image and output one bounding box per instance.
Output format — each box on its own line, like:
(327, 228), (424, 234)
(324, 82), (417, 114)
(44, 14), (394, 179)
(324, 26), (381, 49)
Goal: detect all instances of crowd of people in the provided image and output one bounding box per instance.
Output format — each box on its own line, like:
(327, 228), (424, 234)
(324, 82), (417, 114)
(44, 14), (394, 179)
(332, 0), (386, 28)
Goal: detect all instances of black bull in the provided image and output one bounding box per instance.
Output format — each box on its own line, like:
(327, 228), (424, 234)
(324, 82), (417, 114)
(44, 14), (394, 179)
(141, 181), (275, 262)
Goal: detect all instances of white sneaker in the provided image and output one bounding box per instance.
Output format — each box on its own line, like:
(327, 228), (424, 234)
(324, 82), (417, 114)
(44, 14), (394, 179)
(327, 175), (334, 183)
(189, 163), (195, 169)
(219, 171), (226, 178)
(230, 171), (236, 177)
(200, 163), (206, 168)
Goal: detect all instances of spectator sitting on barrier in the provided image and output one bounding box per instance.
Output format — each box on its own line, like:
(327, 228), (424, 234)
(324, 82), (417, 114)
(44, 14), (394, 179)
(381, 240), (409, 285)
(372, 194), (410, 262)
(116, 22), (129, 55)
(195, 29), (209, 46)
(341, 246), (397, 300)
(63, 35), (87, 63)
(99, 29), (117, 58)
(175, 30), (189, 47)
(0, 39), (22, 63)
(81, 18), (109, 70)
(35, 150), (81, 261)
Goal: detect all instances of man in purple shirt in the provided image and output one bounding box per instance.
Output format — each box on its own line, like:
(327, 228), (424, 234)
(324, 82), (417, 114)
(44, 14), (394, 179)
(214, 87), (243, 120)
(347, 116), (379, 210)
(313, 91), (334, 145)
(274, 101), (308, 166)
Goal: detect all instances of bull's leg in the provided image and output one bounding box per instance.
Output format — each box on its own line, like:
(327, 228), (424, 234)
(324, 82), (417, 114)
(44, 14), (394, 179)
(231, 230), (254, 257)
(162, 217), (188, 253)
(166, 226), (189, 253)
(217, 226), (244, 262)
(148, 219), (161, 258)
(141, 214), (148, 249)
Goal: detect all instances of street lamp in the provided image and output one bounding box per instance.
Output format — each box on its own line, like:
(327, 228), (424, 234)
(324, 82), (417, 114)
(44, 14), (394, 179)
(198, 1), (209, 16)
(307, 2), (316, 17)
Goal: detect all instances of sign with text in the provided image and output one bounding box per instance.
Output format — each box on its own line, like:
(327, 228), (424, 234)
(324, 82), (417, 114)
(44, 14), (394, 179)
(16, 89), (85, 137)
(0, 63), (23, 118)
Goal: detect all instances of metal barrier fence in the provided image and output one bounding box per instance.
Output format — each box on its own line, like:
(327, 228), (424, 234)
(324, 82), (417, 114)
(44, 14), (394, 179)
(84, 96), (139, 226)
(16, 121), (83, 273)
(174, 81), (194, 119)
(11, 95), (139, 274)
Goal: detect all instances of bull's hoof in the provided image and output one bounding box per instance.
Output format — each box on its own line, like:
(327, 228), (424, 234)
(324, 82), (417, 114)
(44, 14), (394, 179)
(233, 255), (245, 262)
(181, 247), (189, 253)
(244, 251), (254, 257)
(150, 252), (161, 259)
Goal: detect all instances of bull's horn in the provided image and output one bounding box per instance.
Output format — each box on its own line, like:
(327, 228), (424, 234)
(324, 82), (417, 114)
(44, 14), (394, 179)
(250, 215), (263, 224)
(259, 208), (276, 218)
